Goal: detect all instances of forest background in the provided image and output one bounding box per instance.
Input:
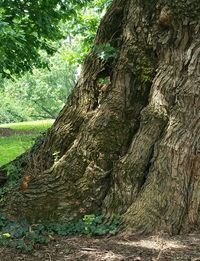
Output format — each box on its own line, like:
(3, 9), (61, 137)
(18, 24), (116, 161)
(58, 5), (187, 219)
(0, 0), (110, 123)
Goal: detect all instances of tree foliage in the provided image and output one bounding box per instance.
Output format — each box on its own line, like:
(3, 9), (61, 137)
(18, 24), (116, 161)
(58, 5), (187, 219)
(0, 0), (92, 77)
(0, 0), (111, 122)
(0, 48), (76, 123)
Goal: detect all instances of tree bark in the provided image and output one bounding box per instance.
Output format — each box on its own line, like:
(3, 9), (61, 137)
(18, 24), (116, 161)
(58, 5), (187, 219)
(1, 0), (200, 235)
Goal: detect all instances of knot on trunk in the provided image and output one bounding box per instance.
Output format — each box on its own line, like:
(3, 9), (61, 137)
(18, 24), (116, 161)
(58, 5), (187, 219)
(159, 6), (172, 27)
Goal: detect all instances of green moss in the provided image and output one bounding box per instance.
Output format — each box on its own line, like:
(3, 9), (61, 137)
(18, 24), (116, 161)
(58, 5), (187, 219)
(136, 56), (155, 84)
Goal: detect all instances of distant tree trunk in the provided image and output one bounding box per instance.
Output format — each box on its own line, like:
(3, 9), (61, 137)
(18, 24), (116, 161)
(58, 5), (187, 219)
(1, 0), (199, 235)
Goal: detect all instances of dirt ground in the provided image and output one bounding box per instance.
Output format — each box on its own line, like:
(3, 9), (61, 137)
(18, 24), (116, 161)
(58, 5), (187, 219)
(0, 128), (38, 137)
(0, 234), (200, 261)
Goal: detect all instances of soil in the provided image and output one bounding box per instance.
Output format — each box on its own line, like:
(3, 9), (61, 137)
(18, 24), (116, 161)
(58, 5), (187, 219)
(0, 234), (200, 261)
(0, 128), (38, 137)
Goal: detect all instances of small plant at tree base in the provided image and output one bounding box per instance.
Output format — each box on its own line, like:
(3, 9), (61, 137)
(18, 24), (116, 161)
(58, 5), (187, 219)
(0, 213), (120, 252)
(4, 164), (20, 182)
(83, 214), (120, 235)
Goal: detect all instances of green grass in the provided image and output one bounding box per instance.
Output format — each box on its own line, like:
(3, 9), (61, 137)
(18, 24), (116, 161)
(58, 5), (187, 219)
(0, 135), (36, 166)
(0, 119), (54, 132)
(0, 120), (54, 166)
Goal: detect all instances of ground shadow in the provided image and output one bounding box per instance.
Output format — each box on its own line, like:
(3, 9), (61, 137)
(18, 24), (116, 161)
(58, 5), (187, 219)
(0, 234), (200, 260)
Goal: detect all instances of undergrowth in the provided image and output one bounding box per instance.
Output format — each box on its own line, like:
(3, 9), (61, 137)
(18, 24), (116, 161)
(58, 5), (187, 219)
(0, 213), (120, 252)
(0, 135), (120, 252)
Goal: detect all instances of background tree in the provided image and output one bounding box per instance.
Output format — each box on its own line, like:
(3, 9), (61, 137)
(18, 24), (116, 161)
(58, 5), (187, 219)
(0, 49), (76, 122)
(1, 0), (200, 236)
(0, 0), (109, 122)
(0, 0), (91, 77)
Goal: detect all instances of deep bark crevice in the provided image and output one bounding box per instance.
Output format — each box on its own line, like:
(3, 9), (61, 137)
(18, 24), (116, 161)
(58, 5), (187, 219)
(139, 145), (154, 189)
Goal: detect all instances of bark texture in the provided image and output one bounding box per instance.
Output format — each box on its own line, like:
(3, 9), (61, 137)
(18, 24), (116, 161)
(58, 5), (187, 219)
(1, 0), (200, 235)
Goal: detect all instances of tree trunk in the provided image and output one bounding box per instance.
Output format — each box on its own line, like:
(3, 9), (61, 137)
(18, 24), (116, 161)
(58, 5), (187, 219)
(1, 0), (199, 235)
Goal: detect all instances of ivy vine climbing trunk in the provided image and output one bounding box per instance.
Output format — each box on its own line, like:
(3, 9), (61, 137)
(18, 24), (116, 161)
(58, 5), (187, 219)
(1, 0), (199, 235)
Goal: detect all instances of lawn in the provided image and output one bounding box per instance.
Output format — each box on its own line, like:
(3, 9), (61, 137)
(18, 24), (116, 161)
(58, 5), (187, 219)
(0, 120), (54, 166)
(0, 119), (54, 132)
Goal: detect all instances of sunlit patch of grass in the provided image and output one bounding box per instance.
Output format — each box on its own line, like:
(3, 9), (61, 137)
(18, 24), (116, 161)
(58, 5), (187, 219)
(0, 135), (36, 166)
(0, 120), (54, 166)
(0, 119), (54, 132)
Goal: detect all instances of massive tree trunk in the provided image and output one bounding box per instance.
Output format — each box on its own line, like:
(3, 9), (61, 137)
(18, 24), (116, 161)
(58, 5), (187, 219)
(1, 0), (199, 235)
